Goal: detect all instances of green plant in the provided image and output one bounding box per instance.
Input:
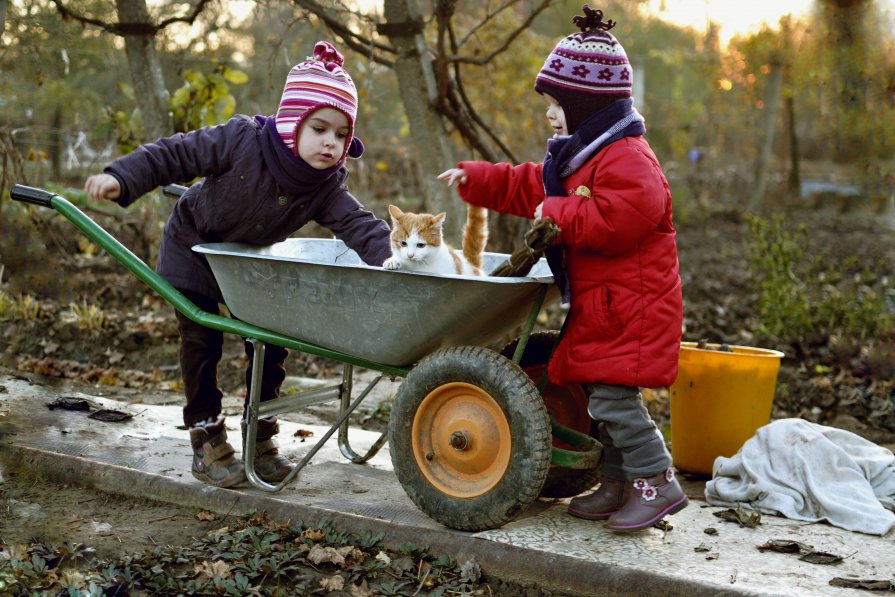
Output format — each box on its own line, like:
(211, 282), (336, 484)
(746, 215), (895, 342)
(0, 291), (44, 321)
(68, 300), (108, 332)
(810, 256), (895, 339)
(170, 64), (248, 133)
(745, 214), (812, 338)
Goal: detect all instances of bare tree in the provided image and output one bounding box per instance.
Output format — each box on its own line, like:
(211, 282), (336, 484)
(50, 0), (212, 141)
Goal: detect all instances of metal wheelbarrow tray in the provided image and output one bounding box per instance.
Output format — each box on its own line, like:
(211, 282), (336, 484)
(11, 184), (602, 532)
(193, 240), (555, 367)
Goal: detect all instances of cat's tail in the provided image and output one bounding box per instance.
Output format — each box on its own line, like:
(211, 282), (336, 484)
(462, 205), (488, 274)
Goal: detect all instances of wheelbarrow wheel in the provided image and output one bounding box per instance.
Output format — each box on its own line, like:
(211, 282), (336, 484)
(501, 331), (602, 499)
(389, 345), (551, 532)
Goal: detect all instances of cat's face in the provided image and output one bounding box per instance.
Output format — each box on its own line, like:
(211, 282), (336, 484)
(388, 204), (447, 265)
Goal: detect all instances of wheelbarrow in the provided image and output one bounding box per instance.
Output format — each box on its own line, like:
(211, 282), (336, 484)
(10, 183), (602, 532)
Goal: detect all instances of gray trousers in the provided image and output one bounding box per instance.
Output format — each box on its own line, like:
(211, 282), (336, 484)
(585, 383), (672, 480)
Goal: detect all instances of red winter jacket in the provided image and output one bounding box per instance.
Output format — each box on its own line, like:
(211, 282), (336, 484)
(458, 135), (682, 388)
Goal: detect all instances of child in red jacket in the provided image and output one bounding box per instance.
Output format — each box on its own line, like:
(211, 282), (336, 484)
(438, 6), (686, 532)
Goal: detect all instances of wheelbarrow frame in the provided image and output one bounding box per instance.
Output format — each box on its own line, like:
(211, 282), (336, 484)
(10, 184), (600, 528)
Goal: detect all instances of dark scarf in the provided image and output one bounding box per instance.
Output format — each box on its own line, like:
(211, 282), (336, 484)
(541, 99), (646, 303)
(257, 115), (364, 197)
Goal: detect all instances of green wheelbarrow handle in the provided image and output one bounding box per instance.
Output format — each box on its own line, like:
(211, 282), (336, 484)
(8, 184), (411, 378)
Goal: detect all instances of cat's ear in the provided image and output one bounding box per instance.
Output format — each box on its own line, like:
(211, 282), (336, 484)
(388, 204), (404, 225)
(433, 212), (447, 228)
(388, 204), (404, 218)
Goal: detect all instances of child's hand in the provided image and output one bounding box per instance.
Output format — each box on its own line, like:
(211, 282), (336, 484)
(437, 168), (468, 187)
(85, 174), (121, 201)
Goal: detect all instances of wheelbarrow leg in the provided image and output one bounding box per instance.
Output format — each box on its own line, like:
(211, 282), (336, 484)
(243, 338), (268, 490)
(242, 339), (390, 492)
(337, 364), (388, 463)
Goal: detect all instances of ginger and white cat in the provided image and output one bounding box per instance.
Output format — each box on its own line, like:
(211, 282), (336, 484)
(382, 204), (488, 275)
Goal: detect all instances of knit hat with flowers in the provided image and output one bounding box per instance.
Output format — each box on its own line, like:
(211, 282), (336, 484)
(275, 41), (359, 160)
(534, 5), (632, 134)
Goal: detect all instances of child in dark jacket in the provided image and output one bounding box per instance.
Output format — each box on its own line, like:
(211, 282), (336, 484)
(85, 41), (391, 488)
(438, 7), (686, 531)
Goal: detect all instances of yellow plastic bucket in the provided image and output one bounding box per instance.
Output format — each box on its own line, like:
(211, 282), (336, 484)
(670, 341), (784, 476)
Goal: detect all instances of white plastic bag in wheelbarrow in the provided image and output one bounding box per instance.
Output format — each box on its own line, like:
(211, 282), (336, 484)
(705, 418), (895, 535)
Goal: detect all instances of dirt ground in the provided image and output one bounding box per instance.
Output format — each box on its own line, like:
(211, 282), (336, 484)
(1, 200), (894, 595)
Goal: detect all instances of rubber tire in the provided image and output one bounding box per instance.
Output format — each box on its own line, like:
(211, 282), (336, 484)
(501, 331), (602, 499)
(389, 345), (551, 531)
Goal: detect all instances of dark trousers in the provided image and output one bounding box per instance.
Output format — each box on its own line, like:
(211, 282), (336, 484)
(174, 289), (288, 428)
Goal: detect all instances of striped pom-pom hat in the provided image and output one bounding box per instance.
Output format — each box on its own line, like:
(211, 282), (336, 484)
(275, 41), (358, 157)
(534, 5), (632, 134)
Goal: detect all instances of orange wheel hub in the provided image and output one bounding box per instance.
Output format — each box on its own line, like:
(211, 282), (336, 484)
(411, 382), (511, 498)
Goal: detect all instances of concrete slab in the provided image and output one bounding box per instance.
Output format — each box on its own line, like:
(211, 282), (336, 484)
(1, 371), (893, 596)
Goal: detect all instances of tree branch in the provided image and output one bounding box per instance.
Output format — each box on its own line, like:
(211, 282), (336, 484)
(290, 0), (396, 67)
(446, 0), (551, 65)
(51, 0), (212, 35)
(446, 19), (519, 163)
(457, 0), (518, 48)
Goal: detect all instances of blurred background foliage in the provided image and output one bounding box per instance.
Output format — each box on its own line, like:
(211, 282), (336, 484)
(1, 0), (892, 211)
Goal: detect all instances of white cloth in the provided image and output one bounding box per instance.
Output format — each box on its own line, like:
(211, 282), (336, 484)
(704, 418), (895, 535)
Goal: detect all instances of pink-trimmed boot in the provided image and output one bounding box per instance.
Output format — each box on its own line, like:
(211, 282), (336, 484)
(606, 468), (688, 532)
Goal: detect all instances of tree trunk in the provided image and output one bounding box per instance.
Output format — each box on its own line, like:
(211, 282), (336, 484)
(748, 58), (783, 212)
(115, 0), (171, 142)
(50, 103), (62, 180)
(785, 95), (800, 200)
(382, 0), (462, 236)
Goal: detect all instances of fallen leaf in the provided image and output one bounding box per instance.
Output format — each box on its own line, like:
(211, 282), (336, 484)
(459, 559), (482, 584)
(713, 506), (761, 527)
(88, 409), (134, 422)
(302, 528), (325, 542)
(307, 544), (363, 567)
(319, 574), (344, 592)
(375, 551), (391, 566)
(47, 397), (91, 411)
(391, 555), (415, 574)
(194, 560), (231, 579)
(349, 580), (375, 597)
(757, 540), (813, 554)
(829, 577), (894, 590)
(799, 551), (844, 565)
(196, 511), (219, 521)
(758, 539), (844, 566)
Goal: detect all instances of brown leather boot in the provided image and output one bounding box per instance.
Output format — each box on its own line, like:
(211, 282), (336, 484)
(190, 418), (246, 488)
(567, 477), (627, 520)
(243, 417), (295, 483)
(606, 468), (688, 532)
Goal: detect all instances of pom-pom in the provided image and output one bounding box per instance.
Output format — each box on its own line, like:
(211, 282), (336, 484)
(311, 41), (344, 71)
(572, 5), (616, 32)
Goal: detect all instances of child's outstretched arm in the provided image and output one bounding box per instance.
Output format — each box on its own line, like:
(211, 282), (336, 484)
(84, 173), (122, 202)
(440, 161), (545, 219)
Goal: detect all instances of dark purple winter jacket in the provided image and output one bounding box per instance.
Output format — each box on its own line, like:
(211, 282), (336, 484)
(104, 115), (391, 303)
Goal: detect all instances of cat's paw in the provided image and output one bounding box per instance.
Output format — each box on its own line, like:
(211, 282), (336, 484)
(383, 257), (402, 270)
